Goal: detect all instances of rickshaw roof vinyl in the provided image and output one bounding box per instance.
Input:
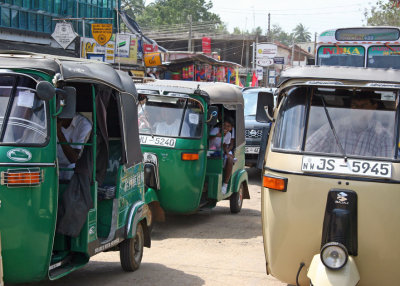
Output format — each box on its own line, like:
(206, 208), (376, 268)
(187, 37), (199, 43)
(278, 66), (400, 87)
(0, 52), (137, 97)
(136, 80), (244, 105)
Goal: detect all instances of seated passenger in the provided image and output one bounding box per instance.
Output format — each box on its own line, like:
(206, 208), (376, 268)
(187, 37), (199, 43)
(154, 108), (190, 137)
(57, 113), (92, 180)
(209, 118), (235, 194)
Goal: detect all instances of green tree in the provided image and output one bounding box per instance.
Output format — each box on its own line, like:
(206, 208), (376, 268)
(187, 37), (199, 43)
(269, 24), (292, 46)
(233, 27), (242, 35)
(121, 0), (146, 19)
(133, 0), (221, 29)
(365, 0), (400, 26)
(252, 26), (263, 37)
(292, 23), (311, 42)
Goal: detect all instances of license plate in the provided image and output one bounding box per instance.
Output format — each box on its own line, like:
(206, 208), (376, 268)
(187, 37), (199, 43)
(139, 135), (176, 148)
(301, 156), (391, 179)
(245, 146), (260, 154)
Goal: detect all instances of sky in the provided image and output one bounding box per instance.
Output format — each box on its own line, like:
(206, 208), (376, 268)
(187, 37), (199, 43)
(209, 0), (375, 37)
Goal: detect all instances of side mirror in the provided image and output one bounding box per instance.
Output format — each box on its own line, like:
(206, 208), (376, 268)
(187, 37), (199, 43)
(206, 106), (218, 126)
(36, 81), (55, 101)
(58, 86), (76, 119)
(256, 92), (274, 123)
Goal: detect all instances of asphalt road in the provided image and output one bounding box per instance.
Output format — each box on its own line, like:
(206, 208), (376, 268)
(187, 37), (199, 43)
(13, 167), (285, 286)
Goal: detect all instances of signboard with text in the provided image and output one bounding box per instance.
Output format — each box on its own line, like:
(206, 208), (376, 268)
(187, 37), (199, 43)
(116, 34), (131, 57)
(92, 23), (113, 46)
(202, 37), (211, 54)
(256, 44), (277, 60)
(144, 52), (162, 67)
(81, 37), (115, 63)
(52, 22), (77, 49)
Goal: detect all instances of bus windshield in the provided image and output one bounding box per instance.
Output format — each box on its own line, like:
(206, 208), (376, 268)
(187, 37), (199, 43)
(317, 46), (365, 67)
(367, 46), (400, 69)
(0, 75), (48, 145)
(138, 96), (204, 138)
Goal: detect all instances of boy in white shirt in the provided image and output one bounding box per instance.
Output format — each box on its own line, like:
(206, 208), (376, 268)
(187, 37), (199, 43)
(209, 118), (234, 194)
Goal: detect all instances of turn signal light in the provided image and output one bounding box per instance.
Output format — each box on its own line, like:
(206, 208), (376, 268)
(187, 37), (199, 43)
(263, 175), (287, 192)
(181, 153), (199, 161)
(1, 168), (43, 186)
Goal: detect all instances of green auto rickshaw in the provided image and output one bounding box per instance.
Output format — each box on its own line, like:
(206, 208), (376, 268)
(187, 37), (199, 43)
(0, 52), (150, 283)
(136, 80), (250, 220)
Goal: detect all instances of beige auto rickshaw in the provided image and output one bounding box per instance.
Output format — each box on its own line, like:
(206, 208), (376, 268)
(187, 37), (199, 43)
(256, 66), (400, 286)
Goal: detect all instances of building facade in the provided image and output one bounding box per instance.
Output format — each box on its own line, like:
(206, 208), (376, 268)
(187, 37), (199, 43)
(0, 0), (119, 56)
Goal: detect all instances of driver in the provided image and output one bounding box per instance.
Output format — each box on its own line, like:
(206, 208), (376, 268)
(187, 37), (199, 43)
(57, 113), (92, 180)
(154, 107), (190, 137)
(306, 97), (392, 157)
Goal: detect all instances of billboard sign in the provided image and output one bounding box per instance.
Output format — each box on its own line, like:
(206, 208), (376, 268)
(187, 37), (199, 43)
(116, 34), (131, 57)
(256, 44), (277, 59)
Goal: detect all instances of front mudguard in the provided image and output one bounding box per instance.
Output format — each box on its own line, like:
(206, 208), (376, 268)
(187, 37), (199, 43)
(233, 169), (250, 199)
(144, 187), (165, 222)
(307, 254), (360, 286)
(125, 201), (151, 247)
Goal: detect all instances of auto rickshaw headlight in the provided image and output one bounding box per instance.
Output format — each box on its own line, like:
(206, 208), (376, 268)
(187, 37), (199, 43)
(321, 242), (348, 270)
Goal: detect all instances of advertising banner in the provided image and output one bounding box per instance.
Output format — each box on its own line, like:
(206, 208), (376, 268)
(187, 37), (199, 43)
(144, 52), (162, 67)
(143, 43), (158, 53)
(116, 37), (138, 65)
(256, 66), (263, 80)
(81, 37), (115, 63)
(202, 37), (211, 54)
(256, 44), (277, 59)
(116, 34), (131, 57)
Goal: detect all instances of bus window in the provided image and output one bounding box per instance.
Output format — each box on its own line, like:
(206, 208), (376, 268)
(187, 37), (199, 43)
(367, 46), (400, 69)
(317, 46), (365, 67)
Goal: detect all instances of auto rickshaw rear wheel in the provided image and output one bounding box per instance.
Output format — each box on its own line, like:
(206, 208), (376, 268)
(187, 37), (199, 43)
(230, 183), (244, 213)
(120, 222), (144, 271)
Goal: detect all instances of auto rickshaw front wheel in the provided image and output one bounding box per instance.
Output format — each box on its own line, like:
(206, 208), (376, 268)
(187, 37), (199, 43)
(230, 183), (244, 213)
(120, 223), (144, 271)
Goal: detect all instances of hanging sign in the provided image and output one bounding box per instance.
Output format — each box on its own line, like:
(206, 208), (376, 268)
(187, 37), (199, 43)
(202, 37), (211, 54)
(91, 23), (113, 46)
(116, 34), (131, 57)
(144, 52), (162, 67)
(52, 22), (77, 49)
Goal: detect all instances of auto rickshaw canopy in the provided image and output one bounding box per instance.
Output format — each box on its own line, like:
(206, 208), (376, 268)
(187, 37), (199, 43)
(0, 51), (137, 97)
(136, 80), (244, 106)
(278, 65), (400, 89)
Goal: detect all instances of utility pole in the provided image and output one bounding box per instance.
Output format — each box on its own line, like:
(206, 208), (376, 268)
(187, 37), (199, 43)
(314, 32), (317, 58)
(188, 15), (192, 52)
(291, 37), (295, 66)
(267, 13), (271, 42)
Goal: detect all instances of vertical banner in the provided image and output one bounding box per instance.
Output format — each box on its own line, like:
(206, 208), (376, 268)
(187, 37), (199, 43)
(202, 37), (211, 54)
(116, 34), (131, 57)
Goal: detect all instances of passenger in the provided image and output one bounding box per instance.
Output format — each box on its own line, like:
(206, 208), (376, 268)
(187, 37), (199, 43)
(209, 117), (234, 194)
(154, 107), (190, 137)
(306, 97), (392, 157)
(57, 113), (92, 180)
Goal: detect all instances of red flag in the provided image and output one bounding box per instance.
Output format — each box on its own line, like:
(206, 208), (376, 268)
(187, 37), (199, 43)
(251, 71), (258, 87)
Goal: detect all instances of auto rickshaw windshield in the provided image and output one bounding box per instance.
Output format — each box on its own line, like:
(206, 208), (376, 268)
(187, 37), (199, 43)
(0, 74), (47, 145)
(273, 86), (398, 159)
(138, 95), (204, 138)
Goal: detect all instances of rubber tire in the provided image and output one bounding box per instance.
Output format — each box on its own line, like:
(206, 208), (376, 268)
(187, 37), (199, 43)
(230, 183), (244, 213)
(120, 223), (144, 272)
